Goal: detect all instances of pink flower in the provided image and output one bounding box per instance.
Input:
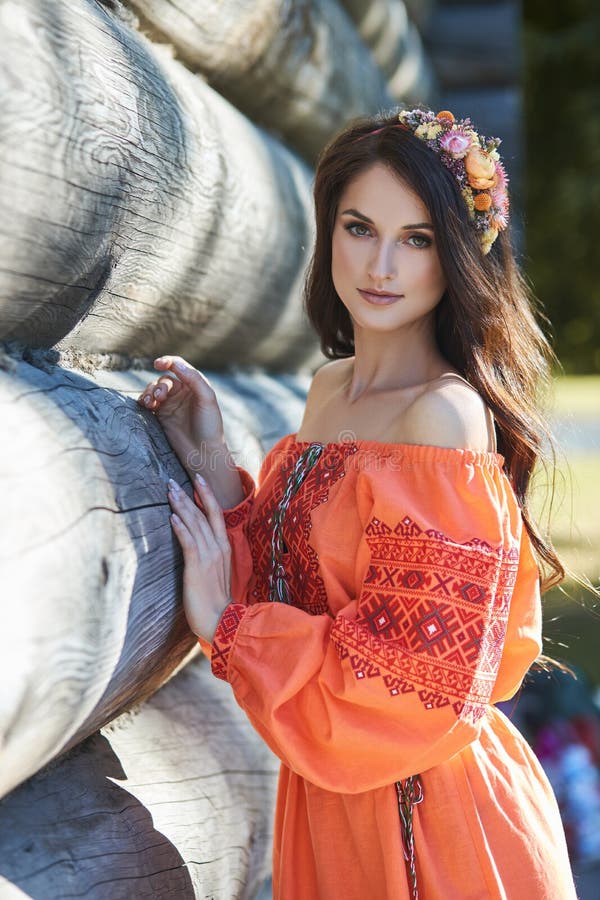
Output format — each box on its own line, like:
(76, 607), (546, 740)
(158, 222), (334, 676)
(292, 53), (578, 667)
(492, 186), (509, 215)
(494, 161), (509, 190)
(491, 211), (509, 231)
(439, 130), (472, 159)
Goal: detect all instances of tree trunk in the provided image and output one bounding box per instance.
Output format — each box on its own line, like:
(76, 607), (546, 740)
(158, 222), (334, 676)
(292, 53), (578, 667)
(0, 0), (322, 372)
(123, 0), (393, 162)
(0, 653), (279, 899)
(0, 342), (308, 798)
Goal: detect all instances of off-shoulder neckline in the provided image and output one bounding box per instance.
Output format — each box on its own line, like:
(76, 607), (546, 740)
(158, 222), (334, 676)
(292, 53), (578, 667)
(271, 432), (505, 467)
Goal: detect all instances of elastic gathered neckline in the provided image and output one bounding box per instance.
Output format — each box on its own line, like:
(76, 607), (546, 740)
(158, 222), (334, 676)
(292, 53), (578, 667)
(277, 432), (506, 468)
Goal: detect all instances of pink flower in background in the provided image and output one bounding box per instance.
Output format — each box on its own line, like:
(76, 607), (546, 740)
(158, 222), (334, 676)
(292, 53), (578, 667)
(439, 130), (472, 159)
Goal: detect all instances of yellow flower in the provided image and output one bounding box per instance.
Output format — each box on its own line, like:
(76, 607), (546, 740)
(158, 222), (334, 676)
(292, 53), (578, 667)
(462, 188), (475, 220)
(465, 148), (498, 190)
(415, 121), (443, 140)
(480, 226), (499, 254)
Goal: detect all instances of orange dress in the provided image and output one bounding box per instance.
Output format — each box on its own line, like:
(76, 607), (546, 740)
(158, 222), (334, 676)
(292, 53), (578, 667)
(195, 434), (577, 900)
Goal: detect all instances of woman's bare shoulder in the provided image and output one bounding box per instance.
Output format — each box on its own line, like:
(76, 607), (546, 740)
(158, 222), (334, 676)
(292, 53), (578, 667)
(306, 358), (350, 402)
(400, 376), (495, 452)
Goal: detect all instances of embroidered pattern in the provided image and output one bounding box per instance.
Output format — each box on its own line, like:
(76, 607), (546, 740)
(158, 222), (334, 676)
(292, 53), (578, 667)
(211, 603), (247, 681)
(249, 442), (359, 615)
(269, 444), (324, 603)
(332, 515), (518, 719)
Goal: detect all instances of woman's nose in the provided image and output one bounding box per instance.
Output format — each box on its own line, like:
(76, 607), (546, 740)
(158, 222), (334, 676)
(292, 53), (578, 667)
(367, 241), (396, 282)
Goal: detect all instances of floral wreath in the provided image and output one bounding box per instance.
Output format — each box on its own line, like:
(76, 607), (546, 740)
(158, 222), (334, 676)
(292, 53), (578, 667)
(397, 107), (510, 254)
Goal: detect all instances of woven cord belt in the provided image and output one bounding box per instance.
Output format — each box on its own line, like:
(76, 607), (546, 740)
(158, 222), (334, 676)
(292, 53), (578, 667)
(396, 775), (424, 899)
(269, 442), (324, 604)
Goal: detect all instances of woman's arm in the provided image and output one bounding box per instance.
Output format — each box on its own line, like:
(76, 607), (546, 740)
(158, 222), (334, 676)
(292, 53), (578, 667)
(204, 453), (539, 793)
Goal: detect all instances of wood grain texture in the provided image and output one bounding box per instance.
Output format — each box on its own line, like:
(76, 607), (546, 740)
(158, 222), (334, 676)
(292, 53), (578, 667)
(340, 0), (437, 103)
(123, 0), (393, 162)
(0, 342), (308, 798)
(0, 653), (279, 899)
(0, 0), (321, 371)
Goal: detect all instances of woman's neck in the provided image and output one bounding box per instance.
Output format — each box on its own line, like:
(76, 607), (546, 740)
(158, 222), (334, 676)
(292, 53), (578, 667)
(344, 320), (449, 404)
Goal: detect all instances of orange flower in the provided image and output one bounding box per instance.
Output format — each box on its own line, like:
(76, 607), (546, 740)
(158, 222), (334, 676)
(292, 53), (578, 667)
(474, 192), (492, 212)
(436, 110), (455, 123)
(465, 148), (498, 190)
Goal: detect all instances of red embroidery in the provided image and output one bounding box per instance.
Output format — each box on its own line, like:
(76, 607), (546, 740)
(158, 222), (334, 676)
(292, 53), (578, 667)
(211, 603), (247, 681)
(224, 504), (249, 529)
(332, 515), (518, 719)
(194, 468), (255, 529)
(248, 443), (358, 615)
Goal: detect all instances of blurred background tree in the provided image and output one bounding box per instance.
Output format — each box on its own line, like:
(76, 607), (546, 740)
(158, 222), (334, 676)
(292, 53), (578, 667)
(523, 0), (600, 374)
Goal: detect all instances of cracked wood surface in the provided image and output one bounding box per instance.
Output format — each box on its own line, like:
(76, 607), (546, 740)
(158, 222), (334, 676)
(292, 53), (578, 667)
(0, 344), (307, 799)
(0, 653), (278, 899)
(0, 0), (320, 370)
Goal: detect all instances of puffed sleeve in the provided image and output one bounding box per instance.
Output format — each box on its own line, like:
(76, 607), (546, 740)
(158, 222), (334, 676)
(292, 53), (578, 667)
(207, 450), (541, 792)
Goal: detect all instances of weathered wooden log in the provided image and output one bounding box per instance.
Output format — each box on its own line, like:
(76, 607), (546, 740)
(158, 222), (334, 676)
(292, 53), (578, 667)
(340, 0), (437, 103)
(123, 0), (393, 162)
(0, 342), (308, 798)
(426, 1), (520, 88)
(0, 0), (322, 371)
(0, 653), (279, 899)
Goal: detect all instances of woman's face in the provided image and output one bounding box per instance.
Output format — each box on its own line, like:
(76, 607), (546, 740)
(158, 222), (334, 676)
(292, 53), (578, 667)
(331, 162), (446, 334)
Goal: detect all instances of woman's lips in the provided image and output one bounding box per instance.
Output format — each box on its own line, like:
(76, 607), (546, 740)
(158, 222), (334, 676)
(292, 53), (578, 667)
(357, 288), (403, 305)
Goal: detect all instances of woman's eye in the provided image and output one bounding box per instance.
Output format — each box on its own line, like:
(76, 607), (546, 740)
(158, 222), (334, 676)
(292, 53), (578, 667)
(407, 233), (431, 249)
(345, 222), (371, 237)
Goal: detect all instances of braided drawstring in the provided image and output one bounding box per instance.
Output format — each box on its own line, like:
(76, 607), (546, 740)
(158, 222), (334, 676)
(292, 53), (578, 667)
(269, 443), (324, 604)
(396, 775), (424, 899)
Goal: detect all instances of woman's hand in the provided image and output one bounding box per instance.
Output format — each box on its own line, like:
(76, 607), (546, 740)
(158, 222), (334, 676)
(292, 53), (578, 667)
(137, 355), (246, 509)
(167, 472), (232, 643)
(137, 355), (226, 473)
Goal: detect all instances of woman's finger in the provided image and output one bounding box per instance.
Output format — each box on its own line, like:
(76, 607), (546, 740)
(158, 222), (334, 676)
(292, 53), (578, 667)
(167, 481), (213, 551)
(154, 356), (216, 402)
(138, 374), (180, 407)
(193, 475), (230, 551)
(170, 512), (196, 552)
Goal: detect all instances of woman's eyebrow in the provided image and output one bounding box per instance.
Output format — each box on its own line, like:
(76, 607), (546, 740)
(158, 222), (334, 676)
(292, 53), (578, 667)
(340, 208), (433, 230)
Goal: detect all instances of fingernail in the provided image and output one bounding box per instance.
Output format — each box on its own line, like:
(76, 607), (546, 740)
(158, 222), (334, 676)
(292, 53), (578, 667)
(144, 396), (151, 406)
(168, 478), (180, 490)
(153, 388), (161, 397)
(195, 473), (206, 485)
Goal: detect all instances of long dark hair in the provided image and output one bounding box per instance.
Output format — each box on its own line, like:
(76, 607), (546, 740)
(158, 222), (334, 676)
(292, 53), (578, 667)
(303, 109), (564, 593)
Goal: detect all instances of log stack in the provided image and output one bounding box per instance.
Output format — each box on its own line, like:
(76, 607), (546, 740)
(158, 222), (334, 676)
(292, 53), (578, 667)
(0, 0), (522, 896)
(0, 341), (306, 896)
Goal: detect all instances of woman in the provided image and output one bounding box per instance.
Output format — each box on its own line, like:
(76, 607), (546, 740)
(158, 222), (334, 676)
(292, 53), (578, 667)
(138, 108), (577, 899)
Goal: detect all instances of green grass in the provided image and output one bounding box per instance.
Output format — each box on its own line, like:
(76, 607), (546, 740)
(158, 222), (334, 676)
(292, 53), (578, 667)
(551, 374), (600, 417)
(534, 375), (600, 683)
